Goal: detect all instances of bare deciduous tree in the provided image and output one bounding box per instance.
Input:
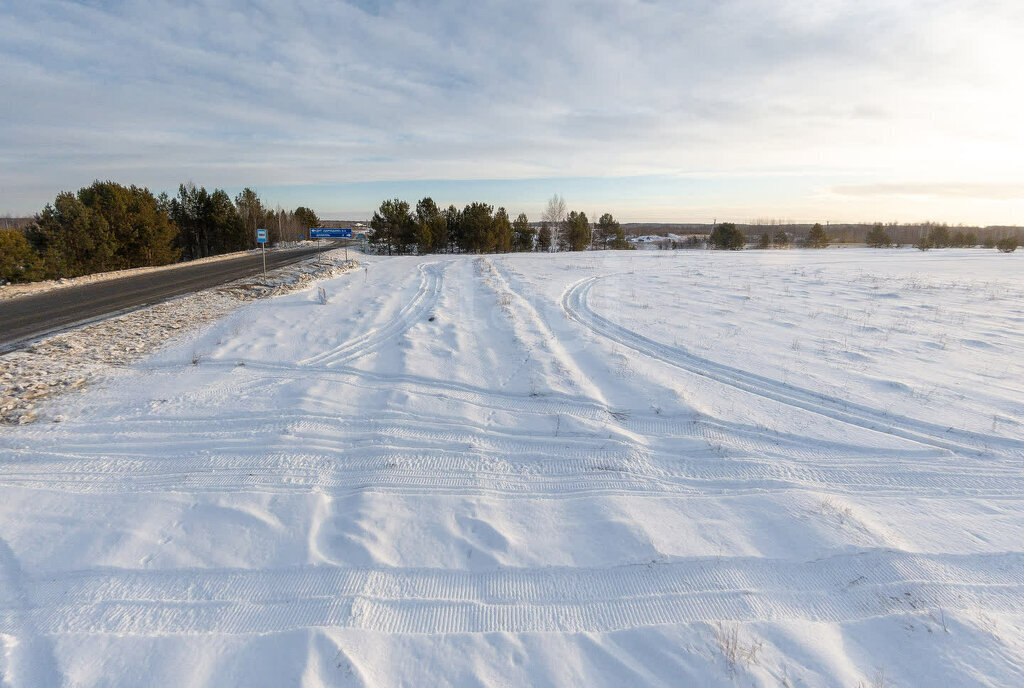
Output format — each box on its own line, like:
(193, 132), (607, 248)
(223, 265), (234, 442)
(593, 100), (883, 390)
(542, 194), (567, 227)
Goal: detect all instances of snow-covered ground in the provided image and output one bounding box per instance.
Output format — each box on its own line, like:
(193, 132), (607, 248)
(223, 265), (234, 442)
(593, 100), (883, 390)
(1, 248), (1022, 686)
(0, 254), (357, 425)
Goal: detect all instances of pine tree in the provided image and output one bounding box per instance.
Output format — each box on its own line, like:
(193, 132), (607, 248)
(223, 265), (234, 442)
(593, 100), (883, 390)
(0, 228), (43, 283)
(167, 184), (246, 260)
(491, 207), (513, 253)
(293, 207), (320, 232)
(865, 224), (892, 248)
(415, 197), (446, 253)
(806, 223), (829, 248)
(708, 223), (745, 250)
(444, 205), (462, 253)
(560, 211), (591, 251)
(459, 202), (494, 253)
(927, 224), (951, 248)
(370, 198), (415, 255)
(596, 213), (621, 248)
(536, 222), (552, 252)
(758, 232), (771, 249)
(512, 213), (535, 252)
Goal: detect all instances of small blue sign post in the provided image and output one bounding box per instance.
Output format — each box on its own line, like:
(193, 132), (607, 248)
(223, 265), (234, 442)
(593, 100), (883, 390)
(256, 228), (268, 280)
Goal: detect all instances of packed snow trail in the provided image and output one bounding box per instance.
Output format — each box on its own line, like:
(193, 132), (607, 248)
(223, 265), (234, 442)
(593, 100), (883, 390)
(1, 250), (1023, 687)
(564, 274), (1024, 457)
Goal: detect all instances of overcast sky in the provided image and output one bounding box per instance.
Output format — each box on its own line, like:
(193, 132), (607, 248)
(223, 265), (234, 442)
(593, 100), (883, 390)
(2, 0), (1023, 223)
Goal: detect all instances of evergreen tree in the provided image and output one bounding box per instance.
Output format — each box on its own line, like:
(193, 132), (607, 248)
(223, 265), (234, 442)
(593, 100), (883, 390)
(209, 189), (248, 254)
(806, 222), (829, 248)
(167, 184), (246, 260)
(865, 224), (892, 248)
(490, 207), (513, 253)
(708, 222), (745, 250)
(415, 197), (446, 253)
(28, 191), (111, 277)
(596, 213), (628, 249)
(511, 213), (535, 252)
(75, 181), (179, 269)
(444, 205), (462, 253)
(293, 206), (320, 233)
(772, 230), (790, 248)
(596, 213), (619, 248)
(536, 222), (552, 252)
(559, 210), (591, 251)
(27, 181), (179, 277)
(369, 198), (415, 255)
(0, 228), (43, 283)
(758, 232), (771, 249)
(459, 202), (494, 253)
(927, 224), (951, 248)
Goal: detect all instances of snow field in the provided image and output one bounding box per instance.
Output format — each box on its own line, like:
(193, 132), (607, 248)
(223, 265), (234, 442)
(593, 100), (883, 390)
(1, 248), (1023, 686)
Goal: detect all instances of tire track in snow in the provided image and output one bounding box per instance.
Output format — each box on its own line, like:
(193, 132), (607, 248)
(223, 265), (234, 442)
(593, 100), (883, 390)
(134, 344), (944, 463)
(478, 257), (603, 400)
(8, 551), (1022, 635)
(0, 538), (61, 685)
(563, 275), (1024, 457)
(31, 406), (943, 464)
(2, 446), (1020, 497)
(299, 261), (446, 368)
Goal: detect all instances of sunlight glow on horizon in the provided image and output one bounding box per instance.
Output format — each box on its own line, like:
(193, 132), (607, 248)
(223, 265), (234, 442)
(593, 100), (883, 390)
(2, 1), (1023, 225)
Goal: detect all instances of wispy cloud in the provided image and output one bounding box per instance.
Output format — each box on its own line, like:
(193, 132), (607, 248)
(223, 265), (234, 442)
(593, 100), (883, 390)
(832, 183), (1024, 201)
(2, 0), (1023, 222)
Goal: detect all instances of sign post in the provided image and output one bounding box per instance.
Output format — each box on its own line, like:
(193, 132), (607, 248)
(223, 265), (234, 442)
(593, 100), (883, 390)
(310, 228), (353, 262)
(256, 228), (268, 281)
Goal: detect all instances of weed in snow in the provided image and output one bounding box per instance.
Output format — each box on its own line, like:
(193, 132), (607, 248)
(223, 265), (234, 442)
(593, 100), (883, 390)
(714, 622), (763, 676)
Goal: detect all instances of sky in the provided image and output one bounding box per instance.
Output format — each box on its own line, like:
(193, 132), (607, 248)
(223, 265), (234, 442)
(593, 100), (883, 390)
(2, 0), (1023, 224)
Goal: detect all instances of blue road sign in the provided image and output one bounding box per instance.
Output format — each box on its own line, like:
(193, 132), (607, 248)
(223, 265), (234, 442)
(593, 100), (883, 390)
(310, 228), (353, 239)
(256, 228), (268, 244)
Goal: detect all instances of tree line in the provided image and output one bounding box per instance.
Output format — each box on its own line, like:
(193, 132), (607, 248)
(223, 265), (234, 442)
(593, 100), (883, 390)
(367, 194), (631, 255)
(707, 221), (1018, 252)
(0, 180), (322, 283)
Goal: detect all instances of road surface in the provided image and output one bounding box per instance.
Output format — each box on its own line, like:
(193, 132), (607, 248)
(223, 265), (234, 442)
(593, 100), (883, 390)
(0, 243), (347, 350)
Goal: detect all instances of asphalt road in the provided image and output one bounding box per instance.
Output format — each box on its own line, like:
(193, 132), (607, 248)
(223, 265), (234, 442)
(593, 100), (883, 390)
(0, 243), (348, 351)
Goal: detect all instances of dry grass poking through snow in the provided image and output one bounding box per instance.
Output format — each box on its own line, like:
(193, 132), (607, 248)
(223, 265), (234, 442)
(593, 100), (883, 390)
(714, 622), (764, 675)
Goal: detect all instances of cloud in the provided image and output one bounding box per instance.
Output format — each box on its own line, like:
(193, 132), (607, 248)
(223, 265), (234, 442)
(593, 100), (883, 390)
(832, 183), (1024, 201)
(2, 0), (1023, 220)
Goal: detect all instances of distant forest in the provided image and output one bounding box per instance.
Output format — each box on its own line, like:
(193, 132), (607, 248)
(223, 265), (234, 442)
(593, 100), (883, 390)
(364, 195), (628, 255)
(618, 221), (1024, 247)
(2, 186), (1021, 284)
(363, 194), (1021, 255)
